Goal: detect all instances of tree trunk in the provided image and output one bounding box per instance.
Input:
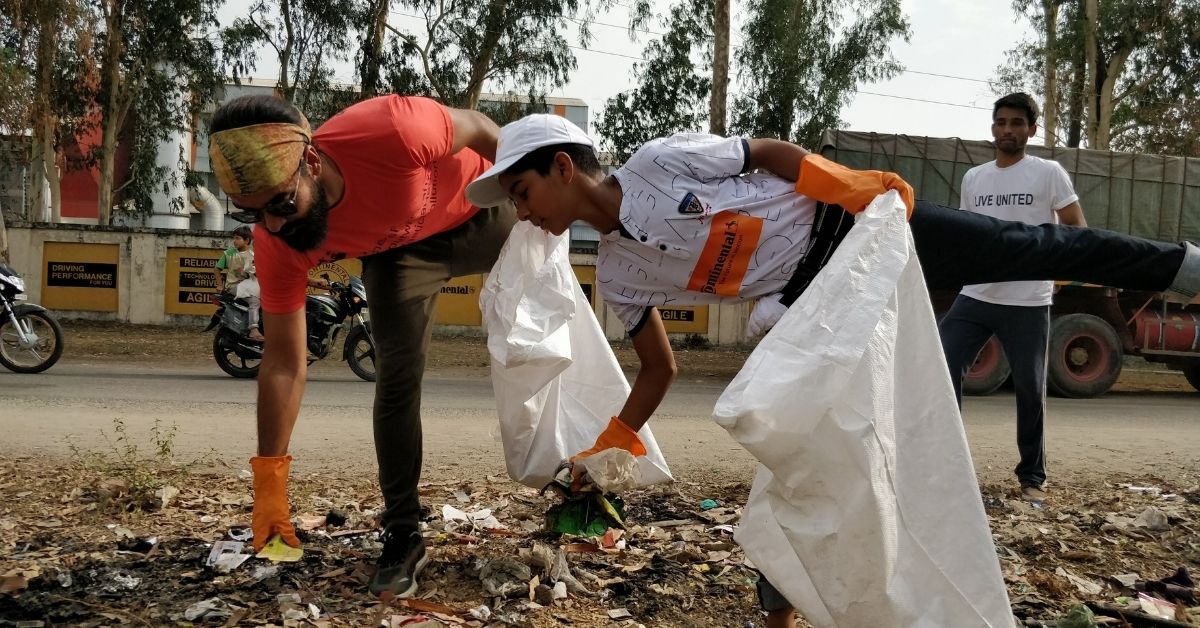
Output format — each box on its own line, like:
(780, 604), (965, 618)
(1082, 0), (1099, 147)
(96, 0), (124, 225)
(27, 14), (58, 222)
(1095, 48), (1130, 150)
(359, 0), (389, 97)
(279, 0), (295, 101)
(1041, 0), (1058, 147)
(708, 0), (730, 135)
(1066, 46), (1084, 147)
(0, 203), (8, 263)
(464, 0), (509, 110)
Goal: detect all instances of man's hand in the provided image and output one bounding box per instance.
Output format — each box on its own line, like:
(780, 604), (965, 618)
(250, 455), (301, 552)
(796, 154), (915, 217)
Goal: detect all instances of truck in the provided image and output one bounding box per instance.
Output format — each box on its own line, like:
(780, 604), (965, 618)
(819, 130), (1200, 396)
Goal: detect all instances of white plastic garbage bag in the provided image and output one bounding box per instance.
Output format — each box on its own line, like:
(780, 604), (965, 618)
(714, 192), (1014, 628)
(481, 221), (673, 489)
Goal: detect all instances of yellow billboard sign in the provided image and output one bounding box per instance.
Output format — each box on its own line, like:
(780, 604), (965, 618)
(659, 305), (708, 334)
(434, 275), (483, 326)
(41, 242), (119, 312)
(165, 248), (224, 315)
(307, 259), (363, 294)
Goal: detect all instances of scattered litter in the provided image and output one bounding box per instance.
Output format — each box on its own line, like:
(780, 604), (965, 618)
(1131, 506), (1171, 532)
(441, 504), (503, 531)
(468, 605), (491, 621)
(699, 499), (720, 510)
(256, 535), (304, 562)
(181, 597), (233, 622)
(608, 608), (633, 619)
(1138, 566), (1196, 604)
(326, 509), (348, 527)
(546, 495), (625, 536)
(155, 485), (179, 509)
(479, 557), (531, 598)
(228, 526), (253, 542)
(577, 449), (641, 494)
(206, 540), (251, 573)
(1136, 592), (1176, 619)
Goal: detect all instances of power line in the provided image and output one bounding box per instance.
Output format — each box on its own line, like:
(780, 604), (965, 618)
(857, 91), (991, 111)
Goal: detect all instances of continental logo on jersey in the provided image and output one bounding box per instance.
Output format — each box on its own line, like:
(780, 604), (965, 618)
(686, 211), (763, 296)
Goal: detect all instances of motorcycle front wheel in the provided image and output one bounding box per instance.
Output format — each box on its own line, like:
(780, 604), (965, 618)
(213, 328), (260, 378)
(0, 309), (65, 374)
(345, 324), (376, 382)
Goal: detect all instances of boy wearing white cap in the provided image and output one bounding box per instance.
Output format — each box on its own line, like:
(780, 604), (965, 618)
(466, 114), (1200, 627)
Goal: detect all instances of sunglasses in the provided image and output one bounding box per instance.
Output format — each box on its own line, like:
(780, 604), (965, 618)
(229, 160), (304, 224)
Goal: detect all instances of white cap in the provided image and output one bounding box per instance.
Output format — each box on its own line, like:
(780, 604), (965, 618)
(465, 114), (594, 208)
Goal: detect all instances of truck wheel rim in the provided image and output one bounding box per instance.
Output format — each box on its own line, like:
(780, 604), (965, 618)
(1062, 333), (1110, 382)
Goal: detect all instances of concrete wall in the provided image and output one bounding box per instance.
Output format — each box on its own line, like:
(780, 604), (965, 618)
(4, 221), (755, 345)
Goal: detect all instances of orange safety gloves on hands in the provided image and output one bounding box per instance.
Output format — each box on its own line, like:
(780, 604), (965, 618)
(569, 417), (648, 490)
(572, 417), (648, 462)
(795, 154), (915, 219)
(250, 455), (301, 552)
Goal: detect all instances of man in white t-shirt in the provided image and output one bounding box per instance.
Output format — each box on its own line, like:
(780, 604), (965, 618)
(465, 113), (1199, 628)
(940, 92), (1085, 504)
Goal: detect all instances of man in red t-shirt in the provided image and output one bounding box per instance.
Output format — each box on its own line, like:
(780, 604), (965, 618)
(208, 95), (515, 598)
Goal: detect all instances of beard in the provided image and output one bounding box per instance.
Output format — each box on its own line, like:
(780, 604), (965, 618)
(278, 181), (331, 252)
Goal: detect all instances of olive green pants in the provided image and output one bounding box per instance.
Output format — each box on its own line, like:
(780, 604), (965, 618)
(360, 205), (517, 533)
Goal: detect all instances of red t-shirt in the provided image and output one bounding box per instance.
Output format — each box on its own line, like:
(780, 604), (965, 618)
(254, 96), (489, 313)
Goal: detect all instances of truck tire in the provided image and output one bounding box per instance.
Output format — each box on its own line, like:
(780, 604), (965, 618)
(963, 336), (1011, 396)
(1047, 314), (1122, 398)
(1184, 365), (1200, 393)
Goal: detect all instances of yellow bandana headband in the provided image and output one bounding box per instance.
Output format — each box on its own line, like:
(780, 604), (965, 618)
(209, 121), (312, 197)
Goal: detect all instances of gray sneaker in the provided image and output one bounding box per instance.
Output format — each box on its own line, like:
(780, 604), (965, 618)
(369, 530), (428, 599)
(1020, 484), (1047, 503)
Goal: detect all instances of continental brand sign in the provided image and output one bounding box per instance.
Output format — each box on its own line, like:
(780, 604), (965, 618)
(42, 242), (119, 312)
(165, 248), (224, 315)
(308, 259), (362, 294)
(434, 275), (483, 326)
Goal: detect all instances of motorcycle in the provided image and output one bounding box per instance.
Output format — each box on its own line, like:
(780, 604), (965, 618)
(0, 261), (65, 374)
(204, 275), (376, 381)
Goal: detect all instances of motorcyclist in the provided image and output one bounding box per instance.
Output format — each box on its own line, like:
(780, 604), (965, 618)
(214, 226), (264, 341)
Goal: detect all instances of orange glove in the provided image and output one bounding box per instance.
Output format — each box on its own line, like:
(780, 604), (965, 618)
(795, 154), (915, 218)
(572, 417), (648, 461)
(250, 455), (301, 552)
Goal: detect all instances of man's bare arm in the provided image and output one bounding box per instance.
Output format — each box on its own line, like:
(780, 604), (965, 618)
(447, 108), (501, 162)
(1057, 201), (1087, 227)
(256, 309), (309, 455)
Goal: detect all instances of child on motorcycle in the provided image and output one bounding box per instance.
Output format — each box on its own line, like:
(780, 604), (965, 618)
(214, 225), (264, 341)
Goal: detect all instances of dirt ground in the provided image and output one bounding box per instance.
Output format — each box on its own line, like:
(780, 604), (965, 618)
(1, 320), (1198, 627)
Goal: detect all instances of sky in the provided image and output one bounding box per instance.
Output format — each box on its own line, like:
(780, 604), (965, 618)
(219, 0), (1035, 143)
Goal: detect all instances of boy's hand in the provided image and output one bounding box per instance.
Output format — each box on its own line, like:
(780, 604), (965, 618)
(249, 455), (301, 552)
(569, 417), (647, 490)
(796, 154), (914, 217)
(572, 417), (647, 462)
(746, 294), (788, 338)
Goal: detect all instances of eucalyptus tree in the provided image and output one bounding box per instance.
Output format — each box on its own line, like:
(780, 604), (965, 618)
(93, 0), (224, 224)
(731, 0), (908, 148)
(221, 0), (357, 120)
(595, 0), (713, 162)
(998, 0), (1199, 153)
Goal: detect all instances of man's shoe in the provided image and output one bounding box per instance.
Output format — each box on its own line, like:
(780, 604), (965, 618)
(1020, 484), (1047, 503)
(369, 530), (428, 598)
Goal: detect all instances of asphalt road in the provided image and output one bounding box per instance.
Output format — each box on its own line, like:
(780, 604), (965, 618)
(1, 358), (1196, 489)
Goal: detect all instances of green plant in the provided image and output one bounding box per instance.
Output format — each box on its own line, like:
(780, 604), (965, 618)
(67, 418), (211, 512)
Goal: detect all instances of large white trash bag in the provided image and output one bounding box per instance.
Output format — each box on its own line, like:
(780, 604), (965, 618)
(481, 221), (673, 489)
(714, 192), (1014, 628)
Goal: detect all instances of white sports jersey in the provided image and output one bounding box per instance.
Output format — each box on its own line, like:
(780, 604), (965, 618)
(599, 134), (818, 332)
(959, 155), (1079, 306)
